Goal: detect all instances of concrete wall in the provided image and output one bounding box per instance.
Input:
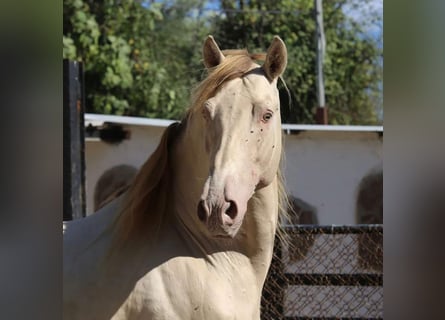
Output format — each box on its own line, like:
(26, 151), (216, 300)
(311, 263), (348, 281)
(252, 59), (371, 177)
(283, 131), (382, 225)
(85, 125), (165, 214)
(85, 125), (382, 224)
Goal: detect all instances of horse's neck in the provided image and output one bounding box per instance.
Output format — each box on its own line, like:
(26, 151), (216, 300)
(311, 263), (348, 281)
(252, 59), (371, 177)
(242, 178), (279, 283)
(168, 124), (207, 247)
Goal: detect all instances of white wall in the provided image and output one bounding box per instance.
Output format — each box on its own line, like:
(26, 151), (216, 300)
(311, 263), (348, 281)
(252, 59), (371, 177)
(84, 125), (165, 214)
(85, 125), (382, 224)
(283, 131), (382, 225)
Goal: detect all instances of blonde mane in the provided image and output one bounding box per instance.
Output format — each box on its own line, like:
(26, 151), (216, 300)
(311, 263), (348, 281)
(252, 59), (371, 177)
(187, 50), (267, 118)
(112, 49), (289, 247)
(111, 122), (180, 246)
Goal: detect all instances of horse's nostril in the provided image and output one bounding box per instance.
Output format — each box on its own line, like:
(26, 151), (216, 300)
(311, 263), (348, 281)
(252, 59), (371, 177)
(197, 200), (208, 222)
(225, 201), (238, 220)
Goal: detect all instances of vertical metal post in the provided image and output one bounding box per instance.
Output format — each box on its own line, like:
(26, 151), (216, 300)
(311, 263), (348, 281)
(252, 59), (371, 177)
(63, 60), (86, 220)
(314, 0), (328, 124)
(261, 236), (285, 319)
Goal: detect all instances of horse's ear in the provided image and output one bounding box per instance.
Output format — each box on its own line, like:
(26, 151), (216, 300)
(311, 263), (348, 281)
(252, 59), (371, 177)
(263, 36), (287, 81)
(203, 35), (225, 69)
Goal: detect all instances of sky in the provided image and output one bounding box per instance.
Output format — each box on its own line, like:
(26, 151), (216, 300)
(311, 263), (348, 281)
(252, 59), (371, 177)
(343, 0), (383, 38)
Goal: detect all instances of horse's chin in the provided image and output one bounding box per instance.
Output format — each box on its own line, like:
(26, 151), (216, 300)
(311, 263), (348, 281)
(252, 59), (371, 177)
(207, 223), (242, 239)
(213, 229), (237, 239)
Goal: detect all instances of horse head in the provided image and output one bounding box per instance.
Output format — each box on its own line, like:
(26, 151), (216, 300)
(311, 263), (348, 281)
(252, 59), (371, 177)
(192, 36), (287, 238)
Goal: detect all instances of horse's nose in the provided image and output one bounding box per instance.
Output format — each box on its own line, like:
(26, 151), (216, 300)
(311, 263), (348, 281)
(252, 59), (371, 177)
(198, 199), (238, 226)
(222, 200), (238, 226)
(197, 200), (209, 222)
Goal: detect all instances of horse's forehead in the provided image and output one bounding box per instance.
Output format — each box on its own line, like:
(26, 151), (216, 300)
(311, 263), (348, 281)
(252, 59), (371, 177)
(244, 73), (277, 100)
(219, 72), (277, 106)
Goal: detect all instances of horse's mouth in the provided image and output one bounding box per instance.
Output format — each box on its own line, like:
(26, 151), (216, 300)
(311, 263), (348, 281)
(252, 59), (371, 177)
(208, 226), (239, 239)
(213, 233), (233, 239)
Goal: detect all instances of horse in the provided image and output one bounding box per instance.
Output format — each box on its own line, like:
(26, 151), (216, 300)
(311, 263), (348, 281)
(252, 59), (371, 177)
(63, 35), (288, 320)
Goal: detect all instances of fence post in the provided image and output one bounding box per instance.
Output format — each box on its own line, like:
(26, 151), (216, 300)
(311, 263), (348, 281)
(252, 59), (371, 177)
(63, 60), (86, 220)
(314, 0), (328, 124)
(261, 236), (285, 319)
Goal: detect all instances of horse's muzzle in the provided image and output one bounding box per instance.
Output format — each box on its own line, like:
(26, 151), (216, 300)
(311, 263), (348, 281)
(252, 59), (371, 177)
(197, 199), (240, 237)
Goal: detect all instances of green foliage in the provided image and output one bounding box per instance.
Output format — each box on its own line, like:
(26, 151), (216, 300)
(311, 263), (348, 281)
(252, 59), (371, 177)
(63, 0), (382, 124)
(64, 0), (209, 118)
(213, 0), (382, 124)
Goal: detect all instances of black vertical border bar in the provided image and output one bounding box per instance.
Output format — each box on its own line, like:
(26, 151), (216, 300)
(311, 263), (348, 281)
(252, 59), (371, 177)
(63, 60), (86, 220)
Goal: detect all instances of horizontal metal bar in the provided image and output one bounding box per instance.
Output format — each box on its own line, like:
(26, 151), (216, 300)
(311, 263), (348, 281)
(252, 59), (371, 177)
(285, 273), (383, 286)
(281, 224), (383, 235)
(281, 123), (383, 133)
(85, 113), (383, 133)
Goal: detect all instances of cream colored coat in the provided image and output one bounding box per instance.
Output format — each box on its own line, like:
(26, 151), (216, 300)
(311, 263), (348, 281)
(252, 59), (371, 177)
(63, 36), (287, 320)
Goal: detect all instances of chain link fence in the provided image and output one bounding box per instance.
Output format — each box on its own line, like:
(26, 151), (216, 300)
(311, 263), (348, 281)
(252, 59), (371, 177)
(261, 225), (383, 320)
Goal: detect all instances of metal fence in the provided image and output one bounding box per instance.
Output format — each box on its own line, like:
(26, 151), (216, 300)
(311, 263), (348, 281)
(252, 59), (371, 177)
(261, 225), (383, 320)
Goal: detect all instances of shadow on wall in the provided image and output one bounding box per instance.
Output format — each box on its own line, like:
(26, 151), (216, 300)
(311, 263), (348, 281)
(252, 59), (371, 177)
(94, 164), (138, 212)
(355, 167), (383, 271)
(286, 196), (318, 262)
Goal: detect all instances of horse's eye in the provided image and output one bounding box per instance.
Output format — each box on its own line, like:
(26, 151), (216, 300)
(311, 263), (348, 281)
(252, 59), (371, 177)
(262, 112), (273, 122)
